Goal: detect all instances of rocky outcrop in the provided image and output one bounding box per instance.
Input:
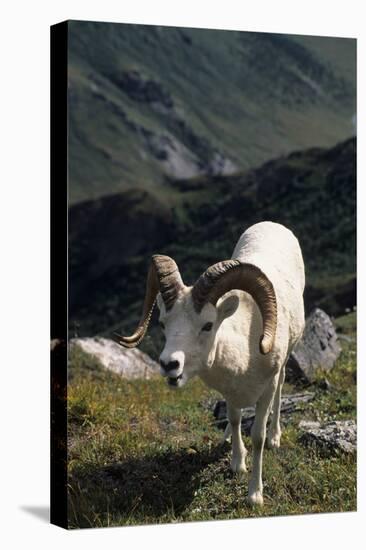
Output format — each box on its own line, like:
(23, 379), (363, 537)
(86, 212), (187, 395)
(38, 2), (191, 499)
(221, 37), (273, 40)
(102, 68), (238, 180)
(70, 337), (159, 379)
(144, 132), (203, 179)
(112, 70), (174, 110)
(286, 308), (341, 383)
(299, 419), (356, 454)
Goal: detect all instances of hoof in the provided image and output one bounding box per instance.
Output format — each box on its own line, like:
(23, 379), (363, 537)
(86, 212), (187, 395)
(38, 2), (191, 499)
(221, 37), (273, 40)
(230, 458), (247, 474)
(267, 433), (281, 449)
(221, 423), (232, 444)
(247, 491), (264, 507)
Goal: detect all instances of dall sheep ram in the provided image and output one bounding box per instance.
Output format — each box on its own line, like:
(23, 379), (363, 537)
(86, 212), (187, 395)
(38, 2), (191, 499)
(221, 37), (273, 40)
(116, 221), (305, 506)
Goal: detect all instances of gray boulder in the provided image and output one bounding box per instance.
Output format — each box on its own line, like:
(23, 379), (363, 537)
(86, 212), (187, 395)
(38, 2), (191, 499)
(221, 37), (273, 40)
(286, 308), (341, 383)
(70, 337), (159, 379)
(299, 419), (356, 454)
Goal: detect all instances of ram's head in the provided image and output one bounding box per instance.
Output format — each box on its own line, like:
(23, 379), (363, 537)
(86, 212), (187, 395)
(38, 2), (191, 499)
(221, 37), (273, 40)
(114, 255), (277, 388)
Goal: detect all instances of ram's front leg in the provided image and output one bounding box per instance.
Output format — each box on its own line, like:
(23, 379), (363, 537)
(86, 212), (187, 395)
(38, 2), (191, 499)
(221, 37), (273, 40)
(248, 381), (276, 506)
(227, 403), (247, 474)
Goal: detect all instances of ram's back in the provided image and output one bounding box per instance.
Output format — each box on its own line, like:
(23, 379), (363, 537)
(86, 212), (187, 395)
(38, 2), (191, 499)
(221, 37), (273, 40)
(232, 221), (305, 349)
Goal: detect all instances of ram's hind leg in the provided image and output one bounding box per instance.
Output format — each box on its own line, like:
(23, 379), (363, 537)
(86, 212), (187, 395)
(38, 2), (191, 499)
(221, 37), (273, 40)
(248, 379), (277, 506)
(227, 403), (247, 474)
(267, 364), (286, 449)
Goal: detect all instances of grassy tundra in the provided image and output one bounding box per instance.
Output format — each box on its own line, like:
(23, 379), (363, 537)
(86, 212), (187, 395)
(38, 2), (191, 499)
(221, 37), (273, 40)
(67, 312), (356, 528)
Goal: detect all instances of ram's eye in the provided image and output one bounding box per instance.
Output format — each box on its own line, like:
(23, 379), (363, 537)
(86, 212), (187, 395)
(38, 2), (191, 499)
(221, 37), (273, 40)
(159, 321), (165, 330)
(201, 322), (213, 332)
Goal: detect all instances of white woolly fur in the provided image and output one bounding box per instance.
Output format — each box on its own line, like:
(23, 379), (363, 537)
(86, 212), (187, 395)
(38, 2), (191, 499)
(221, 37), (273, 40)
(157, 221), (305, 506)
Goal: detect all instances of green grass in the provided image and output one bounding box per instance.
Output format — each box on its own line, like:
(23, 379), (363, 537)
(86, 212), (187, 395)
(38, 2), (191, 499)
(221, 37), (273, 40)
(334, 311), (357, 334)
(67, 326), (356, 529)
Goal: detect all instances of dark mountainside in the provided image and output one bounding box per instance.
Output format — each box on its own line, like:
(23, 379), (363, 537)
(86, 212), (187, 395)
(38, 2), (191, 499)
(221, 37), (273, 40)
(68, 22), (355, 205)
(69, 137), (356, 358)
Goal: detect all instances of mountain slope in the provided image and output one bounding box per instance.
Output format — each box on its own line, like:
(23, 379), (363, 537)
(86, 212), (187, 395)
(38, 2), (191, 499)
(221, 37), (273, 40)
(68, 21), (356, 204)
(69, 138), (356, 355)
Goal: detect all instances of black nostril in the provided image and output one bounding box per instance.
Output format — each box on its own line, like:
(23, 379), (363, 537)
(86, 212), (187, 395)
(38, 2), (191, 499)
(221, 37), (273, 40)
(160, 360), (180, 372)
(167, 360), (180, 372)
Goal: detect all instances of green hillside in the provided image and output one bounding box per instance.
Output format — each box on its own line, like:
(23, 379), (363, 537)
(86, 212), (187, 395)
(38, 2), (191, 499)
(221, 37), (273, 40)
(68, 21), (356, 204)
(69, 137), (356, 356)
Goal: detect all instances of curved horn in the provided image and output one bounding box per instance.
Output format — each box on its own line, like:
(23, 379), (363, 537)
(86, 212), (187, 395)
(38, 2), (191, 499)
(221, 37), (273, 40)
(114, 255), (184, 348)
(192, 260), (277, 354)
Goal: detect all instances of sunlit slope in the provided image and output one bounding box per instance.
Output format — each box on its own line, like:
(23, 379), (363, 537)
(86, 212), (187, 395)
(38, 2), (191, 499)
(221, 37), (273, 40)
(68, 22), (355, 204)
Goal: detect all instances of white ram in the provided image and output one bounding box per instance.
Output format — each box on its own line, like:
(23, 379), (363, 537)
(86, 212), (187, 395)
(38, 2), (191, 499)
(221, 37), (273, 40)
(116, 221), (305, 506)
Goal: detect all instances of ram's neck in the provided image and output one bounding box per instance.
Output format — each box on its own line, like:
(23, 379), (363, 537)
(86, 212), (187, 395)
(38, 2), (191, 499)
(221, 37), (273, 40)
(200, 293), (270, 407)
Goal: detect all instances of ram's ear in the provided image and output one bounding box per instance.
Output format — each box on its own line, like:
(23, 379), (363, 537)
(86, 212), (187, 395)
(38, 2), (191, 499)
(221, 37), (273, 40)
(217, 294), (239, 324)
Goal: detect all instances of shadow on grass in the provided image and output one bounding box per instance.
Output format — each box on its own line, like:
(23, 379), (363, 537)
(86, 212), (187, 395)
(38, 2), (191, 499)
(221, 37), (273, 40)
(68, 442), (231, 528)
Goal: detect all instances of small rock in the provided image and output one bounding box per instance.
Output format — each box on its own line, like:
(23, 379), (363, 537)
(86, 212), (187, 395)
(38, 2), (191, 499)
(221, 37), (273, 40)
(318, 378), (332, 392)
(299, 419), (356, 454)
(213, 400), (227, 424)
(186, 448), (197, 455)
(286, 308), (341, 383)
(299, 420), (321, 430)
